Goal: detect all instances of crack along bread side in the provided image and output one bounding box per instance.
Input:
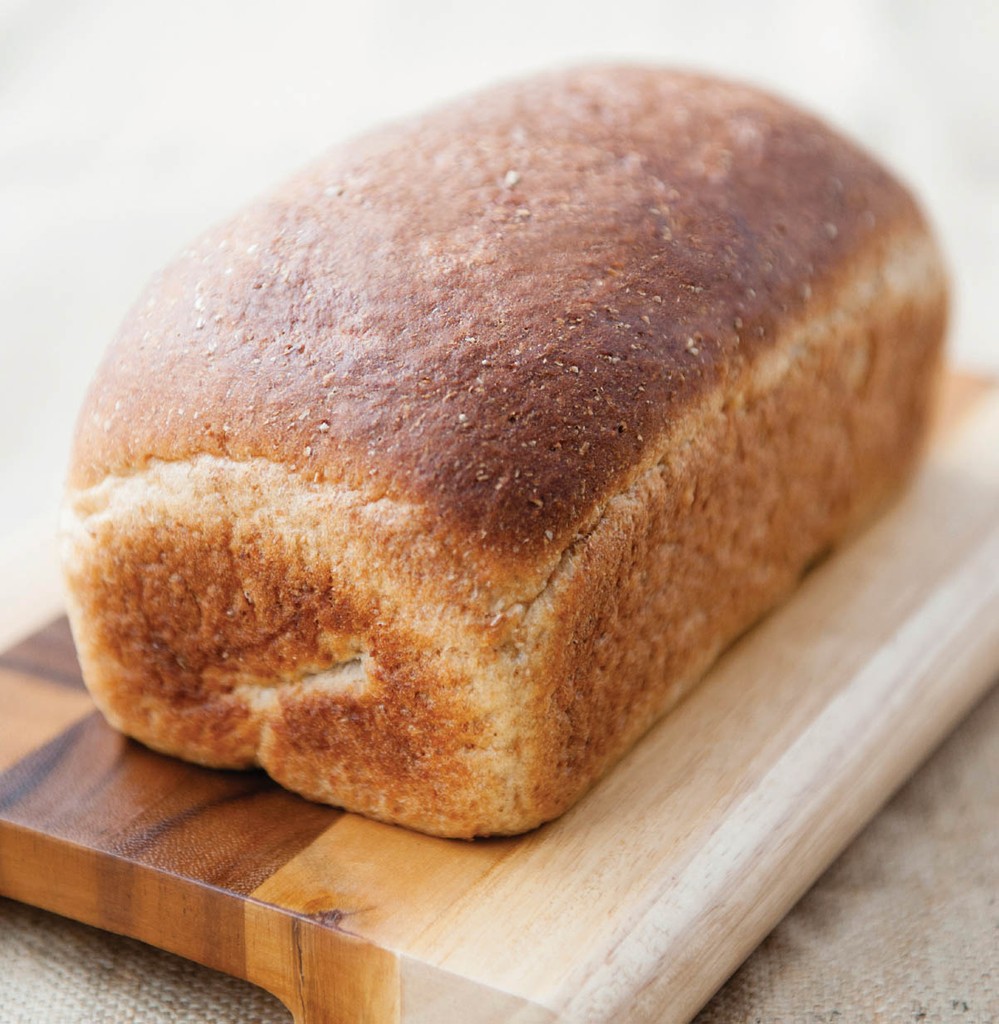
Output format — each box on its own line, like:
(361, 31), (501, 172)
(61, 461), (546, 838)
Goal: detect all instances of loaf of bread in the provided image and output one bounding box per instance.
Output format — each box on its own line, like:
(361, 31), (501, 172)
(61, 66), (947, 837)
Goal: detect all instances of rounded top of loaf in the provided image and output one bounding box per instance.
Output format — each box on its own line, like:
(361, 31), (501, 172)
(69, 65), (929, 560)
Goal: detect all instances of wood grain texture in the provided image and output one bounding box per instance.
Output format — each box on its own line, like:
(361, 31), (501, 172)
(0, 372), (997, 1023)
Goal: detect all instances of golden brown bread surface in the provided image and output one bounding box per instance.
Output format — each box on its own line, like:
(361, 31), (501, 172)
(61, 66), (947, 836)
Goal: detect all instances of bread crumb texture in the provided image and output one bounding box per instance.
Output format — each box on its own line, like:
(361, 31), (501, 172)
(62, 66), (946, 836)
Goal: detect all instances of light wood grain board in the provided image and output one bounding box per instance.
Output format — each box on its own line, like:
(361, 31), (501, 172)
(1, 373), (997, 1024)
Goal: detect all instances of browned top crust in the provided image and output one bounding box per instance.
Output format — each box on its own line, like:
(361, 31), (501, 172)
(70, 66), (925, 561)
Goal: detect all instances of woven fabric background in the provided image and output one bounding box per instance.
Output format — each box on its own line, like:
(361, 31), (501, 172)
(2, 681), (996, 1024)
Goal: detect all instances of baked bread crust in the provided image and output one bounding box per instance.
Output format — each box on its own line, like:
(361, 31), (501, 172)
(61, 67), (947, 836)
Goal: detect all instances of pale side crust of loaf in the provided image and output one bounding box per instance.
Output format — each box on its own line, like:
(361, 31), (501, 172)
(62, 225), (945, 837)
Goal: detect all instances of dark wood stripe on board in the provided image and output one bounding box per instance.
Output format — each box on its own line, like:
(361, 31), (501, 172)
(0, 712), (341, 896)
(0, 617), (86, 691)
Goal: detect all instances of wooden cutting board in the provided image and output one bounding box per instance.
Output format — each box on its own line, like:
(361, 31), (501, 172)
(1, 373), (997, 1024)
